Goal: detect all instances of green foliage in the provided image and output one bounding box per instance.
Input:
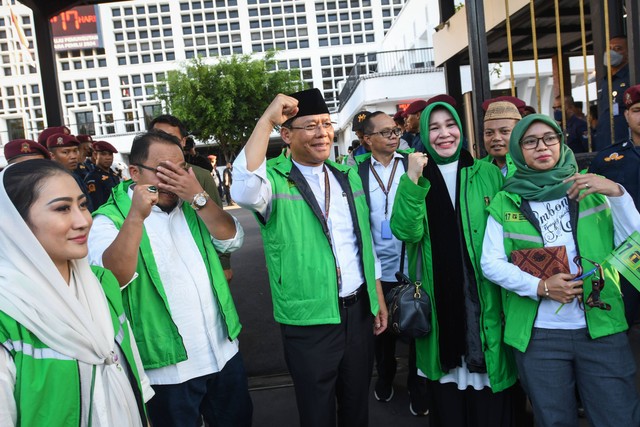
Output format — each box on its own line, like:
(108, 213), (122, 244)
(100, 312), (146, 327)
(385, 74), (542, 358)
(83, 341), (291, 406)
(156, 52), (305, 159)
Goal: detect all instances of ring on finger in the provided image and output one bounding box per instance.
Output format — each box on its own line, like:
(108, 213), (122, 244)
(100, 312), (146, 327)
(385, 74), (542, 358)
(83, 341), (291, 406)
(147, 186), (158, 193)
(584, 183), (590, 189)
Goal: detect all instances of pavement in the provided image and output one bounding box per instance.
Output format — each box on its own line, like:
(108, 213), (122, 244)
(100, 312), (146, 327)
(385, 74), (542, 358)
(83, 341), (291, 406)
(225, 204), (640, 427)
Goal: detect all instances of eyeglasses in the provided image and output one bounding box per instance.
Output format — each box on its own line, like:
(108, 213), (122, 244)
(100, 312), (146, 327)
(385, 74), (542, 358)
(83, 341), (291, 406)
(367, 127), (403, 138)
(573, 256), (611, 311)
(520, 133), (561, 150)
(287, 122), (334, 132)
(132, 163), (157, 173)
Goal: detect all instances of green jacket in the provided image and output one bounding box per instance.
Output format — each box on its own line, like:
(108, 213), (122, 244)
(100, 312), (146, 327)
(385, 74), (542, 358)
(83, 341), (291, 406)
(390, 160), (517, 392)
(258, 157), (379, 325)
(94, 181), (241, 369)
(480, 152), (516, 178)
(487, 191), (627, 352)
(0, 266), (147, 426)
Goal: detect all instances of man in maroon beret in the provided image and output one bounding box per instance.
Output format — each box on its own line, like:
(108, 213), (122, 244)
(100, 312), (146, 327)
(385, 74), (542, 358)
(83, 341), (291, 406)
(37, 125), (70, 146)
(404, 100), (428, 152)
(47, 133), (94, 211)
(84, 140), (120, 209)
(76, 134), (96, 180)
(4, 139), (51, 164)
(589, 83), (640, 326)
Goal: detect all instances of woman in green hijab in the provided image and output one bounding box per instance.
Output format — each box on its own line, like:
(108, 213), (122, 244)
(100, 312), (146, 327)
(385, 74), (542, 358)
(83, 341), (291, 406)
(390, 102), (518, 427)
(481, 114), (640, 427)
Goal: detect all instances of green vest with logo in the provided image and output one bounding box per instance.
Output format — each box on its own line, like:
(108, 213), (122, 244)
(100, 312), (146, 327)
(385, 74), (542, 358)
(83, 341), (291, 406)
(487, 191), (627, 352)
(94, 181), (241, 369)
(259, 158), (379, 325)
(0, 266), (147, 426)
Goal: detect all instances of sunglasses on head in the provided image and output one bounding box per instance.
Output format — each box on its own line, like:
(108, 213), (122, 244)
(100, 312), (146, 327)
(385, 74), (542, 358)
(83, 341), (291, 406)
(573, 256), (611, 311)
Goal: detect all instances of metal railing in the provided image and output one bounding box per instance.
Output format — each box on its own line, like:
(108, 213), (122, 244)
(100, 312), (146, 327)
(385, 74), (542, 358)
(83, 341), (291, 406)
(338, 47), (440, 109)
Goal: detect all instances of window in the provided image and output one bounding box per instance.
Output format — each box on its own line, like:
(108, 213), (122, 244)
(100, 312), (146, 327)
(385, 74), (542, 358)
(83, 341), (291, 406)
(7, 118), (25, 140)
(75, 111), (95, 135)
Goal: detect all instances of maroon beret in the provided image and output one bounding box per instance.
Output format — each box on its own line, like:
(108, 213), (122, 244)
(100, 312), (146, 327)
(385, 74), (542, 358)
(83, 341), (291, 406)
(37, 126), (70, 146)
(404, 100), (429, 116)
(624, 85), (640, 109)
(482, 96), (526, 113)
(427, 94), (457, 108)
(92, 140), (118, 153)
(76, 134), (94, 143)
(46, 133), (80, 149)
(4, 139), (51, 161)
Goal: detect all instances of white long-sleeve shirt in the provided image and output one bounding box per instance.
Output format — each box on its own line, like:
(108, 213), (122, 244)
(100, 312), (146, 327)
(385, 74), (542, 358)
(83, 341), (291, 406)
(231, 149), (381, 294)
(88, 192), (244, 385)
(481, 188), (640, 329)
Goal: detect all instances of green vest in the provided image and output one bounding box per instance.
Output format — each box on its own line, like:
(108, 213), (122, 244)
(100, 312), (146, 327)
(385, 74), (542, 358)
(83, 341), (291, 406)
(390, 160), (517, 392)
(94, 181), (241, 369)
(0, 266), (146, 427)
(487, 191), (627, 352)
(259, 158), (379, 325)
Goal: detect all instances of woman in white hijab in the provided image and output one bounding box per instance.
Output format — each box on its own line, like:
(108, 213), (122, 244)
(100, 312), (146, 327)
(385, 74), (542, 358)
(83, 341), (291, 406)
(0, 160), (153, 426)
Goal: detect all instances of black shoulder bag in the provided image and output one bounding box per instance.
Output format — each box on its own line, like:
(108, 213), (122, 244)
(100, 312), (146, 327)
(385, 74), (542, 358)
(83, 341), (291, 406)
(385, 243), (432, 338)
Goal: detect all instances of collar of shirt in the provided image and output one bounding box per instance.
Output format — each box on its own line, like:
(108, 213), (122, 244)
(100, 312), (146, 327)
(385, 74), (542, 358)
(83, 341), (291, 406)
(291, 159), (325, 178)
(370, 152), (404, 168)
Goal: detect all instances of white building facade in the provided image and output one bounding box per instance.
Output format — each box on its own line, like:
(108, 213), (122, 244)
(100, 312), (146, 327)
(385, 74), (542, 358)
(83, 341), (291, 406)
(0, 0), (409, 165)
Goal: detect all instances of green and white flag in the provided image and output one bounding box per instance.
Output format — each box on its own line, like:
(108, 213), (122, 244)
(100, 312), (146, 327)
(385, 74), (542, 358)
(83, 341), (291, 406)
(605, 231), (640, 292)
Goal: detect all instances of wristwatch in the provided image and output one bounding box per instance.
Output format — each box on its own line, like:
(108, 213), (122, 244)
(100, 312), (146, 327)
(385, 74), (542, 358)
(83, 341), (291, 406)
(190, 191), (210, 211)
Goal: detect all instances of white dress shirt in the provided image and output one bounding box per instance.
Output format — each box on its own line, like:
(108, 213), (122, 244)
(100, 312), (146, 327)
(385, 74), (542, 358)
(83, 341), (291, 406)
(232, 149), (380, 295)
(88, 191), (244, 385)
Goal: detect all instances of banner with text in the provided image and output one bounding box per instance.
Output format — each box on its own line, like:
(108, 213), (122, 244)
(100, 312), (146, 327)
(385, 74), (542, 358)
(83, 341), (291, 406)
(50, 5), (102, 51)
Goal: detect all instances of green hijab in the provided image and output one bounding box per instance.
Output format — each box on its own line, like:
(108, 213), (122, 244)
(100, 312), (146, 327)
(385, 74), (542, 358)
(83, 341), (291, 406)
(503, 114), (578, 201)
(419, 102), (464, 165)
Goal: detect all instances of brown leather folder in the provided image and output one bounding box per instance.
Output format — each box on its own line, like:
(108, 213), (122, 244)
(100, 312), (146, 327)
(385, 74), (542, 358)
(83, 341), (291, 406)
(510, 246), (570, 280)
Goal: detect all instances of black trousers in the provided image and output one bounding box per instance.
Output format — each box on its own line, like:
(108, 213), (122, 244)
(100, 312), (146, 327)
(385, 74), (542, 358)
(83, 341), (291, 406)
(280, 294), (374, 427)
(428, 380), (515, 427)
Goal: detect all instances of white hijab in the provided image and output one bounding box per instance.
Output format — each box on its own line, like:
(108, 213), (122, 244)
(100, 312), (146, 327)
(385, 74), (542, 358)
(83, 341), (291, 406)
(0, 167), (143, 426)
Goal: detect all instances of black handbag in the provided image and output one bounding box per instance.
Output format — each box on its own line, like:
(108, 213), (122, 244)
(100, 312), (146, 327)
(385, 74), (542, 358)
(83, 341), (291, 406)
(385, 243), (432, 338)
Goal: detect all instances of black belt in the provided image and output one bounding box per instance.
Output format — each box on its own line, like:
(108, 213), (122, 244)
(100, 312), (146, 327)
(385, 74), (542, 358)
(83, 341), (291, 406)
(339, 284), (366, 308)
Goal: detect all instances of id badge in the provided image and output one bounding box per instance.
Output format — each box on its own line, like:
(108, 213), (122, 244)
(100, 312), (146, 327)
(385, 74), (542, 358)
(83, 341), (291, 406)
(381, 219), (393, 240)
(613, 103), (620, 116)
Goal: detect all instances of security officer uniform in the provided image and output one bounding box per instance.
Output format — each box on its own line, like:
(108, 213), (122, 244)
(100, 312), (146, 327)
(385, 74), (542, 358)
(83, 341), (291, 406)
(75, 134), (96, 180)
(565, 114), (589, 153)
(85, 141), (120, 209)
(595, 64), (630, 150)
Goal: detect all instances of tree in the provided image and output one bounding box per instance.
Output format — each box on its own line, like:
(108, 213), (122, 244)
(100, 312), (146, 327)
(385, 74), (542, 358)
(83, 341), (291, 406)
(156, 52), (305, 160)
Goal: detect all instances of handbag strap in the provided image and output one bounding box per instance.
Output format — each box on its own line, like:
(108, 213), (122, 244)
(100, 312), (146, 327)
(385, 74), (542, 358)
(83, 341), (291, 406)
(399, 241), (406, 277)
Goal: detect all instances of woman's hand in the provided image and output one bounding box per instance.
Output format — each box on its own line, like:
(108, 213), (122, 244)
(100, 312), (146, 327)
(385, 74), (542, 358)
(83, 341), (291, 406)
(537, 273), (583, 304)
(407, 152), (429, 184)
(564, 173), (623, 201)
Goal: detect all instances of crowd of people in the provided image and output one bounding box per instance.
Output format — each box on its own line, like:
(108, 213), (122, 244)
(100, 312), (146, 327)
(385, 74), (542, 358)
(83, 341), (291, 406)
(1, 33), (640, 427)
